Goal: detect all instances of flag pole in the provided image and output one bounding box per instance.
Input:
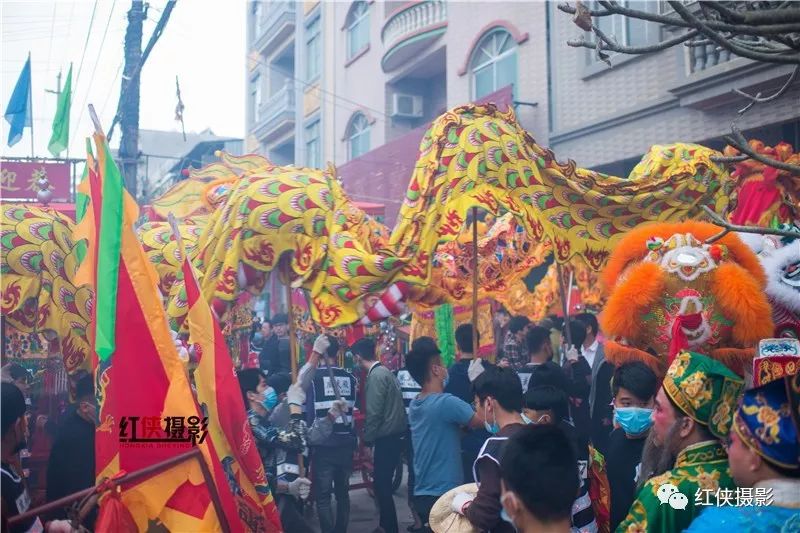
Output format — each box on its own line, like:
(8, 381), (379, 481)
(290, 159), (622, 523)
(471, 206), (479, 358)
(285, 279), (299, 381)
(28, 52), (34, 158)
(88, 104), (103, 136)
(557, 263), (573, 351)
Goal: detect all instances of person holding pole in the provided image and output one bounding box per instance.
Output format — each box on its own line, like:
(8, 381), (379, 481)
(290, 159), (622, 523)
(303, 335), (358, 533)
(237, 369), (315, 533)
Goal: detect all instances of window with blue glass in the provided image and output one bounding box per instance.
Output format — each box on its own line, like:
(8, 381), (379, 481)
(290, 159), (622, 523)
(347, 1), (370, 60)
(306, 15), (321, 81)
(347, 113), (370, 160)
(305, 119), (321, 168)
(470, 28), (517, 100)
(586, 1), (658, 65)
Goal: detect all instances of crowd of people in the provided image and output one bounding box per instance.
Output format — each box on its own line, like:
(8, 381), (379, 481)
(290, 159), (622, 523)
(246, 310), (799, 533)
(2, 307), (798, 533)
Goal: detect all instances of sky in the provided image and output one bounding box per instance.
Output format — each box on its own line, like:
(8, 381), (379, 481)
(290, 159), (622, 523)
(0, 0), (246, 159)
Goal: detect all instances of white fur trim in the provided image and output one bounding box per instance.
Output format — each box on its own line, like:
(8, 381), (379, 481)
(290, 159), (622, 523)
(762, 243), (800, 312)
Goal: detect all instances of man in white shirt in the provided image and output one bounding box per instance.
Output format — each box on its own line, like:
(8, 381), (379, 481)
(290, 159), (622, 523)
(575, 312), (614, 455)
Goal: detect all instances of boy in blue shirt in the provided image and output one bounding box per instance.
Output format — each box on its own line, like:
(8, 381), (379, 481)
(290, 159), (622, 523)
(406, 337), (480, 531)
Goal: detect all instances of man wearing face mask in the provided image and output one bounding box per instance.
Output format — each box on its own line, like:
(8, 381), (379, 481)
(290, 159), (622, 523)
(524, 385), (597, 533)
(617, 352), (742, 533)
(45, 374), (97, 526)
(605, 362), (657, 531)
(238, 368), (315, 532)
(406, 337), (481, 530)
(450, 366), (526, 532)
(499, 424), (578, 533)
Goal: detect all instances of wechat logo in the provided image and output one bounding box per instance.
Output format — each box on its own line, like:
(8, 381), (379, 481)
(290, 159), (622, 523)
(657, 483), (688, 510)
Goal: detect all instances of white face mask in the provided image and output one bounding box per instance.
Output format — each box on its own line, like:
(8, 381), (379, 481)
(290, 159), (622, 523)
(500, 491), (520, 531)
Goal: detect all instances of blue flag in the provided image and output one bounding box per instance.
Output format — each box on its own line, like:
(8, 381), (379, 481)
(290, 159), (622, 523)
(4, 55), (32, 147)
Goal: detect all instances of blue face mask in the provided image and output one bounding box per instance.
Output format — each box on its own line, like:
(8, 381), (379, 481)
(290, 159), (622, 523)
(441, 367), (450, 388)
(484, 404), (500, 434)
(614, 406), (654, 437)
(261, 388), (279, 411)
(520, 413), (533, 425)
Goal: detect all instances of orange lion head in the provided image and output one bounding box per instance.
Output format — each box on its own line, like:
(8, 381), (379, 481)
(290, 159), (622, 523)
(599, 221), (774, 376)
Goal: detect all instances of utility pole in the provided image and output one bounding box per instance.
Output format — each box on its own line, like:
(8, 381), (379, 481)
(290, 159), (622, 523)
(45, 70), (62, 97)
(119, 0), (146, 197)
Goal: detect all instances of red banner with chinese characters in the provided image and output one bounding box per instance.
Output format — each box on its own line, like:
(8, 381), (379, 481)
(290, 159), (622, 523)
(1, 160), (72, 202)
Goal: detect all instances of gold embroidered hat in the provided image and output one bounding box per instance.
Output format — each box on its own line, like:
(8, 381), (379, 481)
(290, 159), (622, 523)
(663, 351), (744, 438)
(733, 374), (800, 470)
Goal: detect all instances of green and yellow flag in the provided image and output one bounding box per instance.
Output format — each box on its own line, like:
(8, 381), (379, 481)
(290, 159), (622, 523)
(47, 64), (71, 157)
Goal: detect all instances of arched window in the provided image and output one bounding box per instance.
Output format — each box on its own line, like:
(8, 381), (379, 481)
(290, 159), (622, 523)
(347, 112), (370, 160)
(470, 28), (517, 99)
(347, 1), (370, 60)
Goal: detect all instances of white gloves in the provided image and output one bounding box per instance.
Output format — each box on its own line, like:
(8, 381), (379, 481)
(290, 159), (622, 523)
(171, 331), (189, 363)
(329, 399), (348, 419)
(313, 334), (330, 355)
(565, 346), (580, 362)
(286, 383), (306, 407)
(287, 477), (312, 500)
(451, 492), (474, 515)
(467, 358), (485, 382)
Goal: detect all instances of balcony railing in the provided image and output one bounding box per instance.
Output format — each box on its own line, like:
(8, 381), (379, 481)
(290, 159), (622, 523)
(254, 82), (295, 141)
(687, 43), (733, 74)
(253, 1), (296, 53)
(382, 1), (447, 50)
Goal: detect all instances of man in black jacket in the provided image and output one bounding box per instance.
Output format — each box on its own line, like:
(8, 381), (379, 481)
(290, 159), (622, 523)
(46, 374), (96, 526)
(575, 312), (614, 456)
(260, 314), (292, 375)
(444, 324), (491, 483)
(561, 319), (592, 447)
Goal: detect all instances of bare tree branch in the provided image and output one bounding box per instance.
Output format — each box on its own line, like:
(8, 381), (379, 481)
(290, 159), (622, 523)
(733, 65), (799, 103)
(669, 1), (800, 64)
(594, 0), (800, 35)
(724, 123), (800, 175)
(699, 1), (745, 23)
(568, 28), (700, 55)
(558, 2), (613, 18)
(702, 206), (800, 243)
(710, 153), (749, 164)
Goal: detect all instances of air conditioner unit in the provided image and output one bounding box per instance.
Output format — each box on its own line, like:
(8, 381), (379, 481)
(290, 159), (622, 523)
(391, 93), (424, 118)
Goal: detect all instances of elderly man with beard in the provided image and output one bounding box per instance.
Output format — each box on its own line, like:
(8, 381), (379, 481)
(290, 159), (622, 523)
(685, 373), (800, 532)
(616, 351), (743, 533)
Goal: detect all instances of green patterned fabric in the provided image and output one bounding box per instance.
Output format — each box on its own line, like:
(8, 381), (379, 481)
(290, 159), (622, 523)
(663, 351), (744, 438)
(434, 303), (455, 367)
(616, 441), (736, 533)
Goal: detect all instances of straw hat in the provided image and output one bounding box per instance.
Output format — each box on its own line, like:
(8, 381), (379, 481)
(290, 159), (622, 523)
(429, 483), (480, 533)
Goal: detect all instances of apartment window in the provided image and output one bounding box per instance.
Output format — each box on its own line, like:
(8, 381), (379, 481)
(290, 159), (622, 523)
(251, 74), (262, 123)
(306, 15), (321, 81)
(347, 2), (370, 60)
(471, 29), (517, 100)
(347, 112), (370, 160)
(587, 1), (659, 64)
(305, 119), (321, 168)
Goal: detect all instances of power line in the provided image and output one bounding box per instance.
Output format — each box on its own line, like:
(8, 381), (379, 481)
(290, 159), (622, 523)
(100, 62), (124, 118)
(108, 0), (178, 140)
(71, 0), (118, 145)
(59, 0), (77, 68)
(72, 0), (99, 95)
(250, 54), (389, 121)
